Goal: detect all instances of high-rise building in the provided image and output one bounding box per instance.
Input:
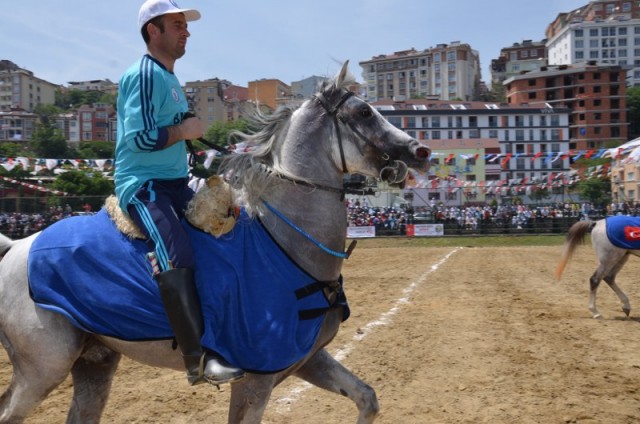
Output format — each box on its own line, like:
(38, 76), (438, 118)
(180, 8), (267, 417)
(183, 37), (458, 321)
(504, 62), (627, 151)
(490, 40), (548, 88)
(184, 78), (230, 129)
(359, 42), (481, 102)
(546, 0), (640, 86)
(0, 60), (58, 112)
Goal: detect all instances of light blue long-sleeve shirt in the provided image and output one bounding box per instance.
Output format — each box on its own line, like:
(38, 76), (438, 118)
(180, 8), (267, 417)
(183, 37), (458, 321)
(114, 54), (189, 211)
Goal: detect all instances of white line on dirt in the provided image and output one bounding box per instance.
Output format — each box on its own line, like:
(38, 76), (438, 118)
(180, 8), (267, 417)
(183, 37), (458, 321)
(273, 247), (462, 412)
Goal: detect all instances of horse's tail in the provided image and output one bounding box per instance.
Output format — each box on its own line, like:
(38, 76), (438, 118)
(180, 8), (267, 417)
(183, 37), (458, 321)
(554, 220), (597, 281)
(0, 232), (15, 259)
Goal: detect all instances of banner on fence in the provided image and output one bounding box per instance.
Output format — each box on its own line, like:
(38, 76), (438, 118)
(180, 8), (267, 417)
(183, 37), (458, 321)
(407, 224), (444, 237)
(347, 226), (376, 238)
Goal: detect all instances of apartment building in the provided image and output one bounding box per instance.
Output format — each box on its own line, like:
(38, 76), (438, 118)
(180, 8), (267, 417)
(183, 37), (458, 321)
(372, 99), (571, 204)
(247, 79), (291, 111)
(0, 60), (58, 113)
(490, 40), (548, 87)
(290, 76), (329, 100)
(546, 0), (640, 85)
(75, 103), (116, 145)
(504, 62), (627, 151)
(0, 108), (37, 141)
(67, 79), (117, 95)
(184, 78), (229, 129)
(359, 42), (481, 102)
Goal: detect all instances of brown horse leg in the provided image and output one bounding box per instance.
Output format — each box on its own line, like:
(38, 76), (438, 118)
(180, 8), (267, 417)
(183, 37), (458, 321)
(295, 348), (379, 424)
(66, 342), (121, 424)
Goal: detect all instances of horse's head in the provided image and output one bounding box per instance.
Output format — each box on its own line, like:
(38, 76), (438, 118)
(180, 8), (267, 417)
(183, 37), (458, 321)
(312, 61), (431, 186)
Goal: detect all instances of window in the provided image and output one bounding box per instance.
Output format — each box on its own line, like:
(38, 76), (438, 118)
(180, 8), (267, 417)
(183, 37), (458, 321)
(432, 117), (440, 128)
(575, 29), (584, 37)
(388, 117), (401, 128)
(575, 40), (584, 48)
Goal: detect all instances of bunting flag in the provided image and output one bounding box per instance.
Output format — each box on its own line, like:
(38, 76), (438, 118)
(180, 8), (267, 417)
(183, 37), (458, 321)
(0, 175), (70, 196)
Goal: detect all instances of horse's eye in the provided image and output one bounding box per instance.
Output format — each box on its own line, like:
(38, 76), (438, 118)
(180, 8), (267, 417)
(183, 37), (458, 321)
(360, 108), (372, 118)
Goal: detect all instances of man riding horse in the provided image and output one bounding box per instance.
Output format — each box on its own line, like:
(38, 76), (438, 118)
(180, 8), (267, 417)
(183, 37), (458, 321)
(115, 0), (243, 386)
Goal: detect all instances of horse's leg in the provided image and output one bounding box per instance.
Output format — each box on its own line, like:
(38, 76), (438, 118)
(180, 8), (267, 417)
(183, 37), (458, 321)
(589, 253), (629, 319)
(66, 342), (121, 424)
(0, 327), (85, 423)
(294, 348), (379, 424)
(602, 254), (631, 317)
(227, 374), (277, 424)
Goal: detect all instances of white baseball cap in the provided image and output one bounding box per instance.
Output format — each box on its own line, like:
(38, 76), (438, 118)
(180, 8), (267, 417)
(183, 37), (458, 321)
(138, 0), (201, 31)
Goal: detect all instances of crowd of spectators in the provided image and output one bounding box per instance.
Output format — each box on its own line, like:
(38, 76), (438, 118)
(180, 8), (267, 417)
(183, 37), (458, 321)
(0, 205), (77, 239)
(3, 200), (640, 239)
(346, 198), (628, 234)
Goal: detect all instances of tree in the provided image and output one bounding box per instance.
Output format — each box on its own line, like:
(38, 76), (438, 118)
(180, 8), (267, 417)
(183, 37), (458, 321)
(627, 86), (640, 140)
(577, 177), (611, 207)
(29, 121), (68, 158)
(76, 141), (115, 159)
(51, 170), (114, 210)
(203, 119), (250, 147)
(29, 104), (69, 158)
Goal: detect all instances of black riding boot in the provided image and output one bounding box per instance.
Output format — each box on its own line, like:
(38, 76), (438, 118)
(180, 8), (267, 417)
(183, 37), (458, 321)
(155, 268), (245, 386)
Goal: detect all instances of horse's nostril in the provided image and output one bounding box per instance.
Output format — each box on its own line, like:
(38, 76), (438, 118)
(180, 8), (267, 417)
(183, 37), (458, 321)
(416, 147), (430, 159)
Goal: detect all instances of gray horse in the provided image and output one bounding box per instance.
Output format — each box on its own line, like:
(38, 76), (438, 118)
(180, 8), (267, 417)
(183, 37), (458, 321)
(555, 218), (639, 318)
(0, 61), (430, 423)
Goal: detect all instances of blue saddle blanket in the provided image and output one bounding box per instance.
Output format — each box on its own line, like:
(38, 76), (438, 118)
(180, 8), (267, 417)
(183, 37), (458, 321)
(605, 215), (640, 249)
(27, 208), (347, 372)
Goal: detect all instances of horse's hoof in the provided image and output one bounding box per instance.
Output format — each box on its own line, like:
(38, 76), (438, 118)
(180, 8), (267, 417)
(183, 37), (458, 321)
(592, 313), (602, 319)
(623, 308), (631, 317)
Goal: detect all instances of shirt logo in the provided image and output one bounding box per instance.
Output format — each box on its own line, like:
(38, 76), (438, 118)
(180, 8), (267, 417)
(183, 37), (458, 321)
(171, 87), (179, 103)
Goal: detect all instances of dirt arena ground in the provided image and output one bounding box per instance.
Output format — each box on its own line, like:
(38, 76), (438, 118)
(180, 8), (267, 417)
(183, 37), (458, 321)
(3, 237), (640, 423)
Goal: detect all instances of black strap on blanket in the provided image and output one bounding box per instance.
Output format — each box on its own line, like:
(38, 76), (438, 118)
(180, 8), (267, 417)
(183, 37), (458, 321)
(296, 275), (345, 320)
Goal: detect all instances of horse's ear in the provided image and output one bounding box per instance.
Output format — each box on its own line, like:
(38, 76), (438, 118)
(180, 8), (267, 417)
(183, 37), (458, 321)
(337, 60), (350, 86)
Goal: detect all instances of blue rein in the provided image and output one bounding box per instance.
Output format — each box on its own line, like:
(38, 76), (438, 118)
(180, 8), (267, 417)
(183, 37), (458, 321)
(261, 199), (353, 259)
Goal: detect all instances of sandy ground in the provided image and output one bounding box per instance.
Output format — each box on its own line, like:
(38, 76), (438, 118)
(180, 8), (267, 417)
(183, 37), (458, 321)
(3, 238), (640, 423)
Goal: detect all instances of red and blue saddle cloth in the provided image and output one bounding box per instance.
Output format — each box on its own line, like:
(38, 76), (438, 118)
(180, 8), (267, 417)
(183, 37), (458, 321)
(605, 215), (640, 249)
(27, 208), (349, 373)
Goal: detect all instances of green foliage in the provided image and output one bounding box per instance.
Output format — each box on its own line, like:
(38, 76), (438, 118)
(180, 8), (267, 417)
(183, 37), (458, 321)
(203, 119), (250, 147)
(52, 169), (113, 195)
(29, 122), (69, 158)
(0, 142), (30, 157)
(55, 89), (116, 110)
(577, 177), (611, 207)
(76, 141), (115, 159)
(627, 86), (640, 140)
(51, 170), (114, 210)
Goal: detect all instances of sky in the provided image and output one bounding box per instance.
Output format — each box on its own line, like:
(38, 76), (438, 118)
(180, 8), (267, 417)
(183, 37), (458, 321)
(2, 1), (590, 88)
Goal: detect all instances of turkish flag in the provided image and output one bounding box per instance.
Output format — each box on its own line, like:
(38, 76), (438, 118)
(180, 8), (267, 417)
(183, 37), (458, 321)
(624, 226), (640, 241)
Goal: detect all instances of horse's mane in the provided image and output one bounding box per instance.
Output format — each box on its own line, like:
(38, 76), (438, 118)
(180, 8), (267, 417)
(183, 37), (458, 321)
(219, 67), (356, 215)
